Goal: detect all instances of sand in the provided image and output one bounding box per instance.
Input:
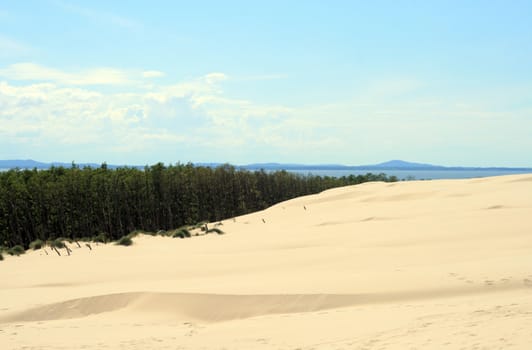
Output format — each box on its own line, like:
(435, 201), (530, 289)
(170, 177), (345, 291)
(1, 174), (531, 349)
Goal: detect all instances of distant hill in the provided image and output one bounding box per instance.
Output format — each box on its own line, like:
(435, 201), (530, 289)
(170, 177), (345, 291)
(369, 160), (444, 169)
(0, 159), (531, 171)
(0, 159), (51, 169)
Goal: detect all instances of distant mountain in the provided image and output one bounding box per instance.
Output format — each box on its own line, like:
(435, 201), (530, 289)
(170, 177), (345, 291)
(0, 159), (50, 169)
(0, 159), (531, 171)
(369, 160), (444, 169)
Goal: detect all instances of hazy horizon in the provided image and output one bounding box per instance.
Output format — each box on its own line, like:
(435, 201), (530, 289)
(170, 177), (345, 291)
(1, 1), (531, 167)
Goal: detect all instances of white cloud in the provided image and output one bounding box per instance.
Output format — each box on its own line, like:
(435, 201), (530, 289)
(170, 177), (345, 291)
(0, 71), (305, 162)
(142, 70), (165, 78)
(204, 72), (228, 84)
(2, 68), (529, 165)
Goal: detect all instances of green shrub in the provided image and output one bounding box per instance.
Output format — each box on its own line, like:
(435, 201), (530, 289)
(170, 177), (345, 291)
(29, 239), (45, 250)
(116, 236), (133, 246)
(8, 245), (25, 256)
(206, 228), (224, 235)
(0, 252), (3, 261)
(172, 228), (191, 239)
(173, 231), (185, 239)
(50, 239), (66, 248)
(92, 232), (108, 243)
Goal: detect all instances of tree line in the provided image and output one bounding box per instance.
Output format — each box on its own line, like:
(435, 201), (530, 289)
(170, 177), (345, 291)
(0, 163), (397, 248)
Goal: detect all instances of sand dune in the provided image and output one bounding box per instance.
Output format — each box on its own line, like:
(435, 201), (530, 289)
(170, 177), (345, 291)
(1, 174), (531, 349)
(2, 282), (529, 325)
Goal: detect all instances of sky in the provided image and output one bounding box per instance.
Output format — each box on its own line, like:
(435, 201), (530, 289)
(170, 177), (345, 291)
(0, 1), (531, 167)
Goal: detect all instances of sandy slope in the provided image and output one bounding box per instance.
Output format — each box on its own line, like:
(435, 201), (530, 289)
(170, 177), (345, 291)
(1, 174), (531, 349)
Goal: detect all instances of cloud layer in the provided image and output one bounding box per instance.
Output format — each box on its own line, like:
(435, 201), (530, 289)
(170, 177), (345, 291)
(0, 64), (299, 163)
(1, 62), (530, 166)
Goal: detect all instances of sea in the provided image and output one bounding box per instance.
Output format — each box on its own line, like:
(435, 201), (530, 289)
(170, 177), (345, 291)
(285, 169), (532, 180)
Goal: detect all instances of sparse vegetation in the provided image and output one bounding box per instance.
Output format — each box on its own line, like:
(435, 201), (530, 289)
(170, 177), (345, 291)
(172, 228), (191, 239)
(8, 245), (25, 256)
(116, 236), (133, 246)
(50, 239), (65, 249)
(92, 232), (108, 243)
(206, 228), (224, 235)
(29, 239), (45, 250)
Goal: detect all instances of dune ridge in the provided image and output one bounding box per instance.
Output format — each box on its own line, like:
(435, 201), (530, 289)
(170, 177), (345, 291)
(2, 280), (530, 324)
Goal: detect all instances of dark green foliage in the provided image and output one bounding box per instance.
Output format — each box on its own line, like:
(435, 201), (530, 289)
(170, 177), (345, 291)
(0, 163), (397, 247)
(0, 252), (3, 260)
(172, 228), (191, 239)
(92, 232), (108, 243)
(8, 245), (25, 256)
(116, 236), (133, 246)
(173, 232), (185, 239)
(29, 239), (44, 250)
(206, 228), (224, 235)
(50, 239), (65, 248)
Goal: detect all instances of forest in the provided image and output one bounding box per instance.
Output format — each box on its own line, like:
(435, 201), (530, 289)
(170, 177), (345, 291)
(0, 163), (397, 249)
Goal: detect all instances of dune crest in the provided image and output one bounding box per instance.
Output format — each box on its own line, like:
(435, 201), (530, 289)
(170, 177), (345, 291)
(3, 280), (530, 324)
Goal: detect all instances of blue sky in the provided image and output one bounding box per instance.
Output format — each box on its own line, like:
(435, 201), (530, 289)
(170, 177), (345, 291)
(1, 1), (531, 166)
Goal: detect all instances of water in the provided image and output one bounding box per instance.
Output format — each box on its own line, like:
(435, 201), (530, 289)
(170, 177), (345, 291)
(286, 169), (532, 180)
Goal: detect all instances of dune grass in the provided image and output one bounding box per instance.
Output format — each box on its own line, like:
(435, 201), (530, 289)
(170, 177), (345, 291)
(172, 228), (191, 239)
(116, 236), (133, 246)
(29, 239), (45, 250)
(92, 232), (108, 243)
(8, 245), (25, 256)
(206, 228), (224, 235)
(49, 239), (66, 249)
